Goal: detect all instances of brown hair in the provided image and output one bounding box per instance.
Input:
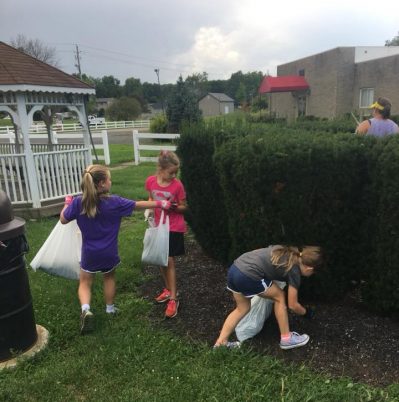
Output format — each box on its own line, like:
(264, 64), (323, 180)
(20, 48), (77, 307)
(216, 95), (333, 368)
(375, 97), (392, 119)
(157, 150), (180, 172)
(271, 245), (322, 271)
(80, 164), (110, 218)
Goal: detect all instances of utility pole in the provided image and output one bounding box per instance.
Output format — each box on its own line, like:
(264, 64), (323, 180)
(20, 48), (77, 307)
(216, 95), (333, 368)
(154, 68), (165, 113)
(74, 44), (82, 79)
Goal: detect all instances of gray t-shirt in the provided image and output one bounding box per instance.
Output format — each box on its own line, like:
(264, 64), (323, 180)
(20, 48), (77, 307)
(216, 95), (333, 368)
(233, 246), (301, 289)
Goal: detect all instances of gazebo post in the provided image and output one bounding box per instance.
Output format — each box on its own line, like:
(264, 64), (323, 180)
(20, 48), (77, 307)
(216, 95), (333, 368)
(15, 93), (41, 208)
(68, 105), (93, 166)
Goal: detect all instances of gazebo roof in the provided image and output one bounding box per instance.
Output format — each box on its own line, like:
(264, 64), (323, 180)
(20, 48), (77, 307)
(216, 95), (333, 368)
(0, 41), (95, 95)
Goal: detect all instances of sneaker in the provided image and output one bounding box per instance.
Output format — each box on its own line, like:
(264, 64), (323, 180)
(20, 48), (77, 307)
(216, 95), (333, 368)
(280, 332), (309, 350)
(213, 341), (241, 349)
(106, 307), (119, 315)
(165, 299), (179, 318)
(155, 288), (171, 303)
(80, 310), (94, 334)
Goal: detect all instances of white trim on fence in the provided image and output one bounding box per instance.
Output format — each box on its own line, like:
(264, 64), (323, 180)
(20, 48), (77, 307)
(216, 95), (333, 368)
(0, 119), (150, 134)
(132, 130), (180, 165)
(0, 130), (110, 165)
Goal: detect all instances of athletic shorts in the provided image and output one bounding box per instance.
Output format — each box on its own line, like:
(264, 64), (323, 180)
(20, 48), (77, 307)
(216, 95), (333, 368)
(169, 231), (185, 257)
(80, 265), (117, 274)
(226, 264), (272, 298)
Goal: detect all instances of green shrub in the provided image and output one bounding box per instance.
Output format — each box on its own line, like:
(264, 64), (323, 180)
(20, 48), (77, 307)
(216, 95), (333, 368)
(150, 113), (168, 133)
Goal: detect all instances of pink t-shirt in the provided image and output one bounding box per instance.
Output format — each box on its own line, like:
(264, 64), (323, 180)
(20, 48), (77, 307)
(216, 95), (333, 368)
(145, 175), (187, 233)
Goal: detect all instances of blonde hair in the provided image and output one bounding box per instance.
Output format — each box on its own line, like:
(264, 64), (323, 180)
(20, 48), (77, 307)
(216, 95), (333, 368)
(271, 245), (322, 272)
(157, 150), (180, 172)
(80, 164), (110, 218)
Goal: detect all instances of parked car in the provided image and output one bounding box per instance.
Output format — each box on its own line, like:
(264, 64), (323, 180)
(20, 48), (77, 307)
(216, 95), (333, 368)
(88, 115), (105, 125)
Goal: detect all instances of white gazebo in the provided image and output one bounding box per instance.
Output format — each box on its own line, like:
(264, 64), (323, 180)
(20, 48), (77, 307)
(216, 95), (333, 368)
(0, 42), (96, 217)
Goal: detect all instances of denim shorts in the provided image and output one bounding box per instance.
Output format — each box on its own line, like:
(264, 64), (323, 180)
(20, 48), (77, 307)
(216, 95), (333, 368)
(226, 264), (272, 298)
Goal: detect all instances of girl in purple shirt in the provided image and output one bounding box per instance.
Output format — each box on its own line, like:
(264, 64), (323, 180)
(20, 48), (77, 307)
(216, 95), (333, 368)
(60, 164), (171, 334)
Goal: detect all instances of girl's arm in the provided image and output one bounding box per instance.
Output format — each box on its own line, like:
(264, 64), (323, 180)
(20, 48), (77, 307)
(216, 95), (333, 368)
(287, 285), (306, 315)
(172, 199), (187, 214)
(60, 196), (73, 224)
(135, 200), (171, 211)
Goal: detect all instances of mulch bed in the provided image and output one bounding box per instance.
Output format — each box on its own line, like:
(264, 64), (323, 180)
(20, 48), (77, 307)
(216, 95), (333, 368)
(138, 236), (399, 387)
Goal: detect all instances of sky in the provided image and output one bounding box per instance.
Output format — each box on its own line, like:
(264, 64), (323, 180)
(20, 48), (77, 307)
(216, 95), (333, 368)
(1, 0), (399, 85)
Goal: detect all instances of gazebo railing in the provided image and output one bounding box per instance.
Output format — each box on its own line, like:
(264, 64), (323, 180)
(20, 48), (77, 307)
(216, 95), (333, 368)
(0, 152), (31, 204)
(34, 148), (88, 202)
(0, 148), (90, 205)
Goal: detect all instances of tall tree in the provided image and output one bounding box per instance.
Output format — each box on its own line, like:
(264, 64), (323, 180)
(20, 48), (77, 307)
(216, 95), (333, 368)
(95, 75), (122, 98)
(385, 32), (399, 46)
(185, 72), (209, 99)
(105, 97), (141, 121)
(166, 76), (202, 133)
(10, 34), (59, 66)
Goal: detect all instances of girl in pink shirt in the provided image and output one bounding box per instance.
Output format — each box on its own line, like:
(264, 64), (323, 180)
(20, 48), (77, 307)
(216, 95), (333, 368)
(145, 151), (187, 318)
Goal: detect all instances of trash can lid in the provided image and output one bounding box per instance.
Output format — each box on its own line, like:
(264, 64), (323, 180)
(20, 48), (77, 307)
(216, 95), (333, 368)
(0, 190), (25, 240)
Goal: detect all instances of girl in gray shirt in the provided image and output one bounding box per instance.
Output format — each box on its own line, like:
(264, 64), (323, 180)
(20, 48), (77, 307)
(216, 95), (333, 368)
(214, 245), (322, 350)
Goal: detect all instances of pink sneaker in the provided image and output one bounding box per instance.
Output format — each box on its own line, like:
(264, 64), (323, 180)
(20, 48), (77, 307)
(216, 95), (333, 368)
(155, 288), (171, 303)
(165, 299), (179, 318)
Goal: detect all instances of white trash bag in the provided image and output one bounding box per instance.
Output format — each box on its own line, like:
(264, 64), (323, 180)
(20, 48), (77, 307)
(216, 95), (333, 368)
(30, 220), (81, 280)
(235, 281), (286, 342)
(142, 210), (169, 267)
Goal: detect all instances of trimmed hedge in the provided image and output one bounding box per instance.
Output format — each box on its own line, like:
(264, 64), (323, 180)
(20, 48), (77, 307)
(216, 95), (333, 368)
(178, 122), (399, 313)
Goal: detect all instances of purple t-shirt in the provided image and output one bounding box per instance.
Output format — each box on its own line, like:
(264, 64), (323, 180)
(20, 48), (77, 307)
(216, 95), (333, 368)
(368, 118), (399, 137)
(63, 195), (135, 271)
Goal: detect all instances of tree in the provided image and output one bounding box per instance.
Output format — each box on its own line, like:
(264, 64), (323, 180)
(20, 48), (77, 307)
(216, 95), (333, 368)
(105, 97), (141, 121)
(10, 34), (59, 66)
(95, 75), (122, 98)
(166, 76), (202, 133)
(385, 32), (399, 46)
(185, 72), (209, 99)
(124, 77), (143, 98)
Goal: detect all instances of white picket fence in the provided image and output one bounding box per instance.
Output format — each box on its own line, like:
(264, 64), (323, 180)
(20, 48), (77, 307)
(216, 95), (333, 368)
(0, 130), (110, 165)
(0, 119), (150, 134)
(132, 130), (180, 165)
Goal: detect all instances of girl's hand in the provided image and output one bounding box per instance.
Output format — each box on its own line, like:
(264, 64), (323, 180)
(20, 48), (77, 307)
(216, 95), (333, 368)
(156, 200), (172, 210)
(303, 306), (315, 319)
(65, 195), (73, 206)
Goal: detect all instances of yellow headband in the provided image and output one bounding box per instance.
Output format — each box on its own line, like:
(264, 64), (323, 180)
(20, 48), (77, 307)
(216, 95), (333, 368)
(369, 102), (384, 111)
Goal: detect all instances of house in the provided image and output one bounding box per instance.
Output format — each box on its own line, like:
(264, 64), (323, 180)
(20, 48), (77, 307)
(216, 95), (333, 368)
(198, 93), (234, 117)
(95, 97), (114, 112)
(259, 46), (399, 120)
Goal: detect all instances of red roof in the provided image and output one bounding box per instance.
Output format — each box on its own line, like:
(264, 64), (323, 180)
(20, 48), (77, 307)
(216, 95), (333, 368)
(0, 41), (93, 90)
(258, 75), (309, 94)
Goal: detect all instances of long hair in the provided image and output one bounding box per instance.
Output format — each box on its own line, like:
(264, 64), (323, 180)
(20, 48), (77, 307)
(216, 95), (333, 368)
(157, 150), (180, 173)
(271, 245), (322, 272)
(376, 97), (392, 119)
(80, 164), (110, 218)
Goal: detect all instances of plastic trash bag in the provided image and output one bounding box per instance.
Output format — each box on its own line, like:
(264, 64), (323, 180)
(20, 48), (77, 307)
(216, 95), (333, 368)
(235, 280), (286, 342)
(30, 220), (81, 280)
(142, 210), (169, 267)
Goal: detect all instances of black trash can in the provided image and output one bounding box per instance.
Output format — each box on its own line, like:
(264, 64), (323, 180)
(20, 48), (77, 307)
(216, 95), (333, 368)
(0, 190), (37, 362)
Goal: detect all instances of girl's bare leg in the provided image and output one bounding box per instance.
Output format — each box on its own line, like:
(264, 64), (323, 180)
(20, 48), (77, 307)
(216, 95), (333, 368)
(165, 257), (177, 299)
(78, 270), (95, 306)
(103, 270), (116, 305)
(259, 283), (290, 335)
(215, 292), (251, 346)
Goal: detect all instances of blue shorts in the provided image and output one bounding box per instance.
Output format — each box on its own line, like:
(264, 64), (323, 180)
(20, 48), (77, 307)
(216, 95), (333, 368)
(226, 264), (272, 298)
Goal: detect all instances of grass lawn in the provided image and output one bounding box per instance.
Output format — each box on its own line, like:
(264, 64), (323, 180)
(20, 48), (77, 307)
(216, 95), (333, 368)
(1, 157), (398, 401)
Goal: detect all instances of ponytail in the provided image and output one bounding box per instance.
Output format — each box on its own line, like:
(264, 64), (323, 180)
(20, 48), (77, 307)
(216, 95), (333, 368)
(80, 164), (110, 218)
(271, 245), (322, 271)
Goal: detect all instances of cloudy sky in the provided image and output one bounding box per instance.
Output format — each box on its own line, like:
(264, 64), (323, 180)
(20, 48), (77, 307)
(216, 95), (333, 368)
(1, 0), (398, 84)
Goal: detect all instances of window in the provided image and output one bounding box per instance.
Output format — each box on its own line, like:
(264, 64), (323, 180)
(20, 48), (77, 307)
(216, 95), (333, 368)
(359, 88), (374, 108)
(298, 69), (305, 76)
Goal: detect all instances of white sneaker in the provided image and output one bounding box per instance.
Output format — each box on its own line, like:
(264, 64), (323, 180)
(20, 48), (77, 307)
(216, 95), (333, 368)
(280, 332), (309, 350)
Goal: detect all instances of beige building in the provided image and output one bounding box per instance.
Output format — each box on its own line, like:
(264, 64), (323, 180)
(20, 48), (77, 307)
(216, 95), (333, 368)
(259, 47), (399, 120)
(199, 93), (234, 117)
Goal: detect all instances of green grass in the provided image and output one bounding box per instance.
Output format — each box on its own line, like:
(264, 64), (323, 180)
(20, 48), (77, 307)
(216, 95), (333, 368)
(1, 163), (399, 401)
